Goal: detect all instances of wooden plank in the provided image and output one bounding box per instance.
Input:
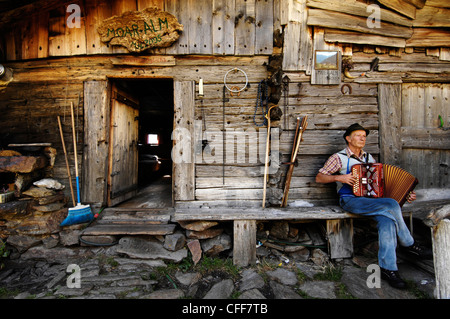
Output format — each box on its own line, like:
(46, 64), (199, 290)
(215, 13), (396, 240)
(137, 0), (165, 10)
(255, 0), (273, 55)
(235, 0), (256, 55)
(81, 223), (176, 236)
(233, 220), (256, 267)
(306, 0), (413, 27)
(83, 80), (110, 206)
(378, 83), (402, 165)
(378, 63), (450, 73)
(212, 0), (235, 55)
(85, 0), (114, 55)
(110, 55), (176, 66)
(188, 0), (213, 54)
(431, 219), (450, 299)
(173, 80), (195, 201)
(401, 128), (450, 150)
(406, 28), (450, 47)
(307, 8), (413, 38)
(165, 0), (190, 54)
(311, 27), (341, 85)
(413, 5), (450, 27)
(37, 10), (49, 58)
(324, 29), (406, 48)
(377, 0), (416, 19)
(173, 206), (357, 221)
(327, 219), (353, 259)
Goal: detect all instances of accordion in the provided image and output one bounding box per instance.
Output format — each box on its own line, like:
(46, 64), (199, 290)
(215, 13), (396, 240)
(351, 163), (418, 207)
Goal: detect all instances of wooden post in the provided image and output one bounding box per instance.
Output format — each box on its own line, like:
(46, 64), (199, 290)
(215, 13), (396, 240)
(327, 219), (353, 259)
(431, 218), (450, 299)
(233, 220), (257, 267)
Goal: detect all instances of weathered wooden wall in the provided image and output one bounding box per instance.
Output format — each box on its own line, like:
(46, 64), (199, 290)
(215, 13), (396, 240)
(0, 0), (449, 209)
(0, 0), (274, 60)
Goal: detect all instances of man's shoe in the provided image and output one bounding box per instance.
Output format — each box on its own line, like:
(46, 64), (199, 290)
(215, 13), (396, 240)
(380, 268), (407, 289)
(402, 242), (433, 259)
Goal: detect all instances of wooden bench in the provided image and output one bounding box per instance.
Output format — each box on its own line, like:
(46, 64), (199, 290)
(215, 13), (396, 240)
(173, 200), (450, 267)
(173, 206), (367, 267)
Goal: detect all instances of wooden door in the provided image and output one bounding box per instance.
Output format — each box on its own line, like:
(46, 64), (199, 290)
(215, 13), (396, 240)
(108, 83), (140, 206)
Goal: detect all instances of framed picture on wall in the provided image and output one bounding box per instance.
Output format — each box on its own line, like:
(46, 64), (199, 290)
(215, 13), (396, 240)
(314, 50), (339, 70)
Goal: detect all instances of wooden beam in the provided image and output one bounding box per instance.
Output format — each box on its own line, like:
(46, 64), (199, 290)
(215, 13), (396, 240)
(378, 84), (402, 166)
(377, 0), (416, 19)
(307, 0), (413, 27)
(431, 219), (450, 299)
(401, 128), (450, 150)
(413, 6), (450, 27)
(327, 219), (353, 259)
(403, 0), (426, 9)
(324, 29), (406, 48)
(233, 220), (256, 267)
(406, 28), (450, 47)
(307, 8), (413, 38)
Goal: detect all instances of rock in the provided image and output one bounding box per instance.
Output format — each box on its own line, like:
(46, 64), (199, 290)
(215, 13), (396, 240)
(42, 234), (59, 248)
(32, 202), (66, 213)
(269, 281), (302, 299)
(178, 220), (218, 232)
(239, 289), (266, 299)
(6, 234), (41, 253)
(175, 271), (201, 286)
(116, 236), (187, 263)
(164, 233), (186, 251)
(22, 187), (56, 198)
(201, 233), (231, 256)
(33, 178), (65, 190)
(238, 269), (265, 292)
(311, 248), (329, 266)
(288, 247), (310, 262)
(187, 239), (202, 265)
(59, 229), (81, 246)
(270, 221), (290, 240)
(80, 235), (118, 246)
(186, 227), (223, 240)
(298, 281), (336, 299)
(0, 156), (47, 173)
(145, 289), (185, 299)
(203, 279), (234, 299)
(266, 268), (298, 286)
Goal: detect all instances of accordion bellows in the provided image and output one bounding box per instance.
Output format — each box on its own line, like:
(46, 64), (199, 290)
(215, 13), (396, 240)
(352, 163), (418, 207)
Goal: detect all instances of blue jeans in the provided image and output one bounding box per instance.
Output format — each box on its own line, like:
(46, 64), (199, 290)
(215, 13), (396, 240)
(339, 196), (414, 271)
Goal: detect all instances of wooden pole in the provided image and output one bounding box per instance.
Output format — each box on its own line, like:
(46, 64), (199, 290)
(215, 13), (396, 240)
(262, 105), (278, 208)
(432, 218), (450, 299)
(57, 115), (76, 206)
(429, 205), (450, 299)
(281, 116), (308, 207)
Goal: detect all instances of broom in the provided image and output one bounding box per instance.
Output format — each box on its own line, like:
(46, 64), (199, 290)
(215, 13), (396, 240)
(60, 102), (92, 226)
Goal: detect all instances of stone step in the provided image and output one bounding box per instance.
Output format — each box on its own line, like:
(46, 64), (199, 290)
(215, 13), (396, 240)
(81, 223), (176, 236)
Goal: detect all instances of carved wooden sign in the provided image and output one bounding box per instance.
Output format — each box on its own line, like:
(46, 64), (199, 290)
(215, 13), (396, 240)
(97, 7), (183, 52)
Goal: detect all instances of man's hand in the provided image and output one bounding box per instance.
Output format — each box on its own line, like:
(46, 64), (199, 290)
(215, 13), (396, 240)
(337, 173), (358, 186)
(407, 191), (416, 203)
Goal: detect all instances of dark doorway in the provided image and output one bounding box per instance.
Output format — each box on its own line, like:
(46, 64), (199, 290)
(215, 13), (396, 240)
(111, 78), (174, 208)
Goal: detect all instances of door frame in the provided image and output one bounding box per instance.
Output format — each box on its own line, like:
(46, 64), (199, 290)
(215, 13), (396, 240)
(83, 77), (195, 208)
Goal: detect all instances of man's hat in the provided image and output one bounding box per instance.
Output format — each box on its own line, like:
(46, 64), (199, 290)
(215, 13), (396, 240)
(343, 123), (369, 139)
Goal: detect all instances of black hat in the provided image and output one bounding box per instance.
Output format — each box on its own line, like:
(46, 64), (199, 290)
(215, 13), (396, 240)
(343, 123), (369, 139)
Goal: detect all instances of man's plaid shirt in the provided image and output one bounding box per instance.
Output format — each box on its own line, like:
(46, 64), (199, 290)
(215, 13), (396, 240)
(318, 147), (369, 175)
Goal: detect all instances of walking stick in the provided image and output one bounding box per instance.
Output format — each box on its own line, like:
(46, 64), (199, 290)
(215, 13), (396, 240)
(262, 105), (278, 208)
(281, 115), (308, 207)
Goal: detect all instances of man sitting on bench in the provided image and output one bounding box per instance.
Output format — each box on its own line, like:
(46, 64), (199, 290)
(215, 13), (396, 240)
(315, 123), (432, 289)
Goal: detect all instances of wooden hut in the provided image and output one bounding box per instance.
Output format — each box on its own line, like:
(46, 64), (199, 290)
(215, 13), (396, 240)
(0, 0), (449, 265)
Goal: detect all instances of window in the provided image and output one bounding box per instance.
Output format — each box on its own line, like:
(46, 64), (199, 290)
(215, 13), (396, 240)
(146, 134), (159, 146)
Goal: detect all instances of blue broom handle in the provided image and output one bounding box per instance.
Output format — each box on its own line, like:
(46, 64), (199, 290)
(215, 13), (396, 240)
(76, 176), (81, 204)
